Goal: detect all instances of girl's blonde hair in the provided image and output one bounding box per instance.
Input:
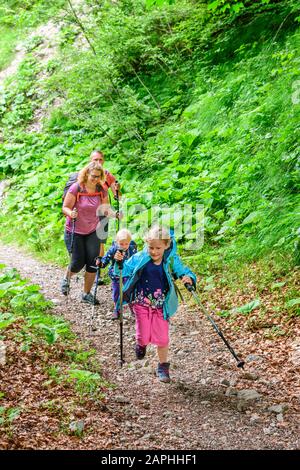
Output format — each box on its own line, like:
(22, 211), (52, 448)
(78, 161), (105, 187)
(145, 225), (171, 246)
(116, 228), (132, 241)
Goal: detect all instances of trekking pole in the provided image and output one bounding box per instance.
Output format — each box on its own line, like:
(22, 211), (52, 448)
(89, 262), (101, 334)
(66, 211), (77, 304)
(115, 181), (120, 233)
(184, 283), (245, 369)
(174, 281), (184, 302)
(117, 250), (125, 367)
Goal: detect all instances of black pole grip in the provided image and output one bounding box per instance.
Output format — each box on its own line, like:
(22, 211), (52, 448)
(184, 282), (195, 292)
(115, 180), (119, 200)
(116, 248), (125, 269)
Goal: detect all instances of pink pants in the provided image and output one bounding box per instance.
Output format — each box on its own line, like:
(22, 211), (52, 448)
(132, 304), (169, 348)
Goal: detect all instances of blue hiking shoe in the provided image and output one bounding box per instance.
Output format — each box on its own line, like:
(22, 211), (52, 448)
(157, 362), (171, 383)
(135, 344), (147, 360)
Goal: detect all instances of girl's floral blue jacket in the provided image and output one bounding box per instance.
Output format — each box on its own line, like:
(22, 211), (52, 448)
(114, 237), (196, 320)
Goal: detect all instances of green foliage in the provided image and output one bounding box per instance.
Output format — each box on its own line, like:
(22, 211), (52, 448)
(206, 1), (299, 17)
(66, 348), (97, 365)
(0, 1), (66, 28)
(285, 296), (300, 316)
(0, 266), (73, 347)
(234, 299), (261, 314)
(0, 55), (40, 133)
(44, 363), (108, 400)
(146, 0), (175, 8)
(0, 0), (299, 270)
(207, 0), (246, 15)
(64, 369), (104, 397)
(0, 1), (66, 71)
(0, 26), (19, 71)
(0, 406), (20, 425)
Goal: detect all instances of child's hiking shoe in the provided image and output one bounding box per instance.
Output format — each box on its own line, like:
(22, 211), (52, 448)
(156, 362), (171, 383)
(135, 344), (147, 360)
(81, 293), (99, 305)
(61, 277), (70, 296)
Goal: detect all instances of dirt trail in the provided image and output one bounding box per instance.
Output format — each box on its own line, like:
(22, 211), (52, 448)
(0, 241), (299, 449)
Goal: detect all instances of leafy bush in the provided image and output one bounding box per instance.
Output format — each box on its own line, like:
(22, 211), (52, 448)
(0, 266), (72, 346)
(0, 0), (299, 269)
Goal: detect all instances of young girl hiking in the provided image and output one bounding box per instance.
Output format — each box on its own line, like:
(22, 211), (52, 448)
(114, 225), (196, 383)
(61, 161), (120, 304)
(99, 228), (137, 319)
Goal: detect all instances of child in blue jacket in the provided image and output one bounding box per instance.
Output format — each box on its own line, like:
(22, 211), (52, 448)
(114, 225), (196, 383)
(101, 228), (137, 319)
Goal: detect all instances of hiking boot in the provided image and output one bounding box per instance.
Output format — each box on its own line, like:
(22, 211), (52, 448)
(81, 293), (99, 305)
(135, 344), (147, 360)
(156, 362), (171, 383)
(61, 277), (70, 296)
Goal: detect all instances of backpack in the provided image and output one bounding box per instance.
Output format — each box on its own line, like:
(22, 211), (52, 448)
(62, 172), (79, 200)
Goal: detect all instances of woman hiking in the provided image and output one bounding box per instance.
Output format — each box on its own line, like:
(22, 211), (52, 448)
(61, 161), (120, 304)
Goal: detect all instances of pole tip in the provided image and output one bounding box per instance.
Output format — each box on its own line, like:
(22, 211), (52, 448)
(237, 360), (245, 369)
